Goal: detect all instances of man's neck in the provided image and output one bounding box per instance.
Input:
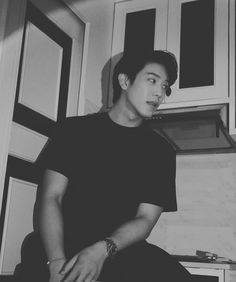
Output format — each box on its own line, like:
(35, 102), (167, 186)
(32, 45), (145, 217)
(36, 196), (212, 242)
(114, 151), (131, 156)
(108, 102), (143, 128)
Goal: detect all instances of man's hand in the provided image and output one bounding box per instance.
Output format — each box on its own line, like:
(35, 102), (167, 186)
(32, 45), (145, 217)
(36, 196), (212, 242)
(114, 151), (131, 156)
(60, 241), (108, 282)
(48, 258), (66, 282)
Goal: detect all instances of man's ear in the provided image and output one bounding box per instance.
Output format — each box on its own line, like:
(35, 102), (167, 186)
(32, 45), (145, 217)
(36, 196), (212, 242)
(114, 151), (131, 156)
(118, 73), (130, 90)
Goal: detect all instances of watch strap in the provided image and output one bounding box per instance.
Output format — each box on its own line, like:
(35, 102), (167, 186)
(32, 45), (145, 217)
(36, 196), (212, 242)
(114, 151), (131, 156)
(104, 238), (118, 258)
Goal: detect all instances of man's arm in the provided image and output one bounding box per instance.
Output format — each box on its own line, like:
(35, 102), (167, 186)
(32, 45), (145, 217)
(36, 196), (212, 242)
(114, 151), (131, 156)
(38, 169), (68, 280)
(61, 202), (163, 282)
(108, 202), (163, 251)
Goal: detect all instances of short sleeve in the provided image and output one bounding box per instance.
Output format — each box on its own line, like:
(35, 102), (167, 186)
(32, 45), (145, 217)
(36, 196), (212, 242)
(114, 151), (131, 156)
(139, 136), (177, 212)
(36, 120), (71, 178)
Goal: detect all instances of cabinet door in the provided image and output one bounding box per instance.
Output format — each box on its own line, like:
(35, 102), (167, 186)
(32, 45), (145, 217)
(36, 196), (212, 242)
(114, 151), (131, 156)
(109, 0), (168, 107)
(164, 0), (228, 107)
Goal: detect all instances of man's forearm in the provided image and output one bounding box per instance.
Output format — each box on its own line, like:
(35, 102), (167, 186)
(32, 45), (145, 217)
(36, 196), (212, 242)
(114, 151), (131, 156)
(105, 203), (163, 254)
(39, 199), (65, 261)
(108, 215), (155, 252)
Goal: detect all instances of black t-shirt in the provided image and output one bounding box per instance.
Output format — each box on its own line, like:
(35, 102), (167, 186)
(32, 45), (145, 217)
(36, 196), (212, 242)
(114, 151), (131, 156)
(41, 112), (177, 257)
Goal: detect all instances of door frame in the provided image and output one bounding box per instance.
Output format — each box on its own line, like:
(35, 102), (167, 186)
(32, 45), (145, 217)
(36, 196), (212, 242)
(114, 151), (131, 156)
(0, 0), (89, 254)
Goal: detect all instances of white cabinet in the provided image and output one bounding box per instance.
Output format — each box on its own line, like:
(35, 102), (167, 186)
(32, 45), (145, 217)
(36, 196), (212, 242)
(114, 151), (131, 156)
(112, 0), (168, 54)
(181, 262), (236, 282)
(110, 0), (229, 109)
(165, 0), (228, 108)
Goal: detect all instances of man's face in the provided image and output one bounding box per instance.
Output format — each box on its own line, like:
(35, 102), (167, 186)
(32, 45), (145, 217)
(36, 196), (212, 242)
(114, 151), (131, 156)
(124, 62), (169, 118)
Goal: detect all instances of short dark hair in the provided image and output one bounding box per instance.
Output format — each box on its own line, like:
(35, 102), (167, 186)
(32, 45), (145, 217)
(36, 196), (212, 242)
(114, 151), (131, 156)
(112, 50), (178, 103)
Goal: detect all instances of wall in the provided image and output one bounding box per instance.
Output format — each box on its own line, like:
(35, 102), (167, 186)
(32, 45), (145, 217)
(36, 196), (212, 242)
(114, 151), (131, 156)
(70, 0), (114, 115)
(148, 153), (236, 261)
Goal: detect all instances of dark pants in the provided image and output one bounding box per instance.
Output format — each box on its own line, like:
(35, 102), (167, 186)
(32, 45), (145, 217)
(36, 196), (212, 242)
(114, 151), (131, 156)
(14, 233), (193, 282)
(99, 241), (193, 282)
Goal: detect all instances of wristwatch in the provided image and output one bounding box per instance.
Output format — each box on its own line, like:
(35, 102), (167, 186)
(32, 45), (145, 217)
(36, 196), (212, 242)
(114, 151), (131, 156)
(104, 238), (118, 258)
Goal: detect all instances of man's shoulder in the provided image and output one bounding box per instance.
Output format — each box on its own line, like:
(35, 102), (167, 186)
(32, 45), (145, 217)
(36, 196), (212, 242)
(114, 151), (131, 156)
(62, 112), (105, 128)
(52, 112), (105, 142)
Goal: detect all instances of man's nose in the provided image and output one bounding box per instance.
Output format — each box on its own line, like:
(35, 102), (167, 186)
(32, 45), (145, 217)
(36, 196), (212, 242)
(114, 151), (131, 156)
(155, 84), (165, 96)
(154, 91), (164, 98)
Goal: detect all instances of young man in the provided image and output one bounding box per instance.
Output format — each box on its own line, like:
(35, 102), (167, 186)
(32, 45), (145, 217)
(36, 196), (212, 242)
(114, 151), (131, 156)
(30, 50), (193, 282)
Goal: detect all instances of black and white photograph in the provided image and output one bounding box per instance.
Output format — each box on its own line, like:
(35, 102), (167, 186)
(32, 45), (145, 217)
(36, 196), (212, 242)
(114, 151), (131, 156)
(0, 0), (236, 282)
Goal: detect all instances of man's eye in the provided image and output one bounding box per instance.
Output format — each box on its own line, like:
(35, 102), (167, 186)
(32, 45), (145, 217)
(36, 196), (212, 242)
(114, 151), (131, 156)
(162, 84), (169, 90)
(148, 78), (156, 84)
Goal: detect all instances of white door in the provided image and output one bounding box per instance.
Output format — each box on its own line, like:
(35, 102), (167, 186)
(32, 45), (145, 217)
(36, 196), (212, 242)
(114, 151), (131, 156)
(0, 0), (87, 275)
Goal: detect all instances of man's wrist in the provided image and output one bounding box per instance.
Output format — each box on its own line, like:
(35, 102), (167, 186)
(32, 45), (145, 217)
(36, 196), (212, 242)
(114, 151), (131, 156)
(47, 257), (66, 265)
(47, 257), (66, 274)
(103, 238), (118, 258)
(93, 240), (109, 259)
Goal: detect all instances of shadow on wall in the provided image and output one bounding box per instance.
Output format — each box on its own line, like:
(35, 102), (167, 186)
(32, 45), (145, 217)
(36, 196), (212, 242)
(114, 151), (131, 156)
(99, 52), (123, 113)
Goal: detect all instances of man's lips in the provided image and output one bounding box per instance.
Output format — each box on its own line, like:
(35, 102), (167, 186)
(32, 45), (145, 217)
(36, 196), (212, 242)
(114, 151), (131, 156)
(146, 101), (159, 108)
